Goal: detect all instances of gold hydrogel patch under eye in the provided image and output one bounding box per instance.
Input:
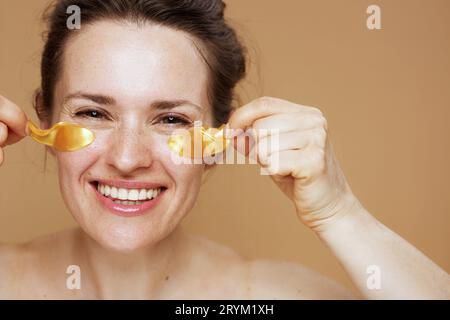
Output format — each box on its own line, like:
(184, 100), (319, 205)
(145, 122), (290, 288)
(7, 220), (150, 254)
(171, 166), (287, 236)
(27, 120), (96, 152)
(167, 124), (230, 159)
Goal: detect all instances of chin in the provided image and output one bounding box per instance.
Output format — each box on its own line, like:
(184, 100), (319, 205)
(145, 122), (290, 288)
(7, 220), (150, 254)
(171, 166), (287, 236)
(87, 222), (171, 253)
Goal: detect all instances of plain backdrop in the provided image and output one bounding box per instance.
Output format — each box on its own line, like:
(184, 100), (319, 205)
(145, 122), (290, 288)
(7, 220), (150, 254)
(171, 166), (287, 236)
(1, 0), (449, 294)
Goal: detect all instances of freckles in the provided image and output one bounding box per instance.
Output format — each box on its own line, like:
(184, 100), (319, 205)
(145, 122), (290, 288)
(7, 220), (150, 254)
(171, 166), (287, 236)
(152, 133), (205, 180)
(56, 141), (103, 175)
(158, 144), (203, 180)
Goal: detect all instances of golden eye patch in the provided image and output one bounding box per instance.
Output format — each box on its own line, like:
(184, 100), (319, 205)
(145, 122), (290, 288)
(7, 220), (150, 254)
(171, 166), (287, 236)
(27, 120), (95, 152)
(167, 124), (230, 159)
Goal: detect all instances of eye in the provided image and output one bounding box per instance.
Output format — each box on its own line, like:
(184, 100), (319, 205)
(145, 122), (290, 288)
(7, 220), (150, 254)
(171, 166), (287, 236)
(74, 109), (108, 120)
(157, 114), (192, 126)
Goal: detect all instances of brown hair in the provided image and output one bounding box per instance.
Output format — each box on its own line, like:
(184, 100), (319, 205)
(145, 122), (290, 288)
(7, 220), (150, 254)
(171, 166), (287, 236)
(35, 0), (247, 127)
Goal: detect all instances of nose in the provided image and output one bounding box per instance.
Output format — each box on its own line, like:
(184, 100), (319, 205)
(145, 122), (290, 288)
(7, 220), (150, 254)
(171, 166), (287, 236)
(105, 125), (153, 174)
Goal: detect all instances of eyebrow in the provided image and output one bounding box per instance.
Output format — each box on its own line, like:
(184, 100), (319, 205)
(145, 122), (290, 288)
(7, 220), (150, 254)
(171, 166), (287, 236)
(63, 92), (204, 112)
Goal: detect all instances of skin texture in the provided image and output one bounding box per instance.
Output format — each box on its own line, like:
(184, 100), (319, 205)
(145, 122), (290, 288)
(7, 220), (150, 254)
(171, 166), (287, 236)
(226, 97), (450, 299)
(52, 21), (211, 253)
(0, 20), (449, 299)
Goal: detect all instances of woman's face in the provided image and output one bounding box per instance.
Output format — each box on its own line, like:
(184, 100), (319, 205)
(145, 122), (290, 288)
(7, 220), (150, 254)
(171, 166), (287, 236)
(50, 21), (213, 251)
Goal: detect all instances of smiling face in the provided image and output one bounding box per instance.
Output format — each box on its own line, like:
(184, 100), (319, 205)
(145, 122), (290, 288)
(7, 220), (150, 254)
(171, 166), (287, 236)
(48, 20), (213, 252)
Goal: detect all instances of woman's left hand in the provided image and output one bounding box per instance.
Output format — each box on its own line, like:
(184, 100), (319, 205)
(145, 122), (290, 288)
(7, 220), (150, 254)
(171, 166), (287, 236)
(226, 97), (360, 231)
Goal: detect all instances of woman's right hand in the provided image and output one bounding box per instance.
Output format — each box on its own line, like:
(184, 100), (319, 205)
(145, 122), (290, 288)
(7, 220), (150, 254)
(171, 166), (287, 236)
(0, 95), (29, 166)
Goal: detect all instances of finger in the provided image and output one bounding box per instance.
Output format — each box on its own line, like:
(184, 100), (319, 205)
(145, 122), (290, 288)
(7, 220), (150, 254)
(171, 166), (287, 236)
(0, 122), (7, 146)
(252, 113), (328, 140)
(4, 129), (25, 146)
(0, 95), (28, 138)
(1, 121), (25, 147)
(262, 148), (326, 181)
(226, 97), (322, 135)
(256, 130), (324, 165)
(230, 131), (256, 157)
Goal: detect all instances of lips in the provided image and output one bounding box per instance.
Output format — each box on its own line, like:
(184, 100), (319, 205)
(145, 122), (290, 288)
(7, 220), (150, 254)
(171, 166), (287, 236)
(89, 180), (167, 217)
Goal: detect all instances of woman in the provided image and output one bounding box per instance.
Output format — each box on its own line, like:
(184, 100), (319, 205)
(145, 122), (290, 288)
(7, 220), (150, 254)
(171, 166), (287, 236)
(0, 0), (448, 299)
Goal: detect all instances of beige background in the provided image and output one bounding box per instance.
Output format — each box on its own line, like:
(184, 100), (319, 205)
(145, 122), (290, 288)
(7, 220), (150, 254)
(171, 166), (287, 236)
(1, 0), (449, 293)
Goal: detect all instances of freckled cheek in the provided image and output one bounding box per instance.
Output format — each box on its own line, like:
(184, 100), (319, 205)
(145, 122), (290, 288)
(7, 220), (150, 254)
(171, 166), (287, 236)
(56, 148), (100, 186)
(148, 134), (205, 189)
(87, 129), (176, 152)
(156, 140), (205, 184)
(165, 160), (203, 183)
(56, 130), (204, 188)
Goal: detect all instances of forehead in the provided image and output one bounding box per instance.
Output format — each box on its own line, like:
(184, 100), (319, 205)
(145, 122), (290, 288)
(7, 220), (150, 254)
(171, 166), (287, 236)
(57, 20), (210, 105)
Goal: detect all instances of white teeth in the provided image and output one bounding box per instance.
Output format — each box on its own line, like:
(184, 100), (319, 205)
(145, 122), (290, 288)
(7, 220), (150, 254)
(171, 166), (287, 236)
(96, 182), (163, 203)
(138, 189), (147, 200)
(128, 189), (139, 201)
(113, 200), (145, 205)
(104, 185), (111, 197)
(118, 188), (128, 200)
(111, 187), (118, 198)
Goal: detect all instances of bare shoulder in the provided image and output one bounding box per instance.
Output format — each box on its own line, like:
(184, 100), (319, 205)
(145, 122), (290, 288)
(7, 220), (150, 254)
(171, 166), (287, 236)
(0, 241), (40, 298)
(247, 258), (356, 299)
(179, 233), (355, 299)
(0, 242), (25, 291)
(182, 232), (247, 274)
(184, 233), (244, 261)
(0, 228), (79, 298)
(177, 233), (249, 299)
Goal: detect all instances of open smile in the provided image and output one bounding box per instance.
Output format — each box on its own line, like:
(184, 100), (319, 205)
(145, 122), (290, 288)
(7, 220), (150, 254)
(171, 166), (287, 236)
(90, 180), (168, 217)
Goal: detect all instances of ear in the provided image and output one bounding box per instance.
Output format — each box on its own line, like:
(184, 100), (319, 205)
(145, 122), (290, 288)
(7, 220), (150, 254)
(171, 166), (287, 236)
(42, 117), (55, 157)
(34, 90), (56, 157)
(34, 91), (51, 128)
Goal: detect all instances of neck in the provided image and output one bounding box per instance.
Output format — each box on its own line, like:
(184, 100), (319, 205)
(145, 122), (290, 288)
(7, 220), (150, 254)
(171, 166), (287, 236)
(74, 226), (186, 299)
